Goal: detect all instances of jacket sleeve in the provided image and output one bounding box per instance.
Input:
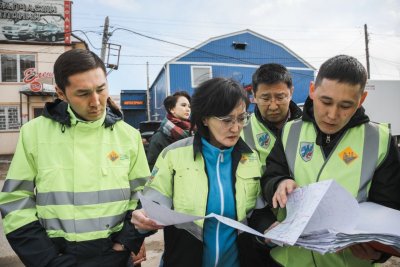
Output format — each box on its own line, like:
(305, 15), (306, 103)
(146, 132), (167, 171)
(368, 136), (400, 210)
(366, 136), (400, 263)
(0, 124), (62, 267)
(261, 137), (294, 205)
(112, 129), (151, 253)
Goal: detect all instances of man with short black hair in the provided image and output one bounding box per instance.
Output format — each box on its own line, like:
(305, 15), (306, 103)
(242, 63), (302, 172)
(263, 55), (400, 267)
(0, 49), (150, 266)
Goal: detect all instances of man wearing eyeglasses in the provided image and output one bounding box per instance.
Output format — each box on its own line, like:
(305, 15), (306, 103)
(262, 55), (400, 267)
(242, 63), (302, 172)
(240, 63), (302, 266)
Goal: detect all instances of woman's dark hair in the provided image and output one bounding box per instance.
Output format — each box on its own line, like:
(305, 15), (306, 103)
(190, 77), (249, 138)
(54, 49), (106, 93)
(163, 91), (191, 114)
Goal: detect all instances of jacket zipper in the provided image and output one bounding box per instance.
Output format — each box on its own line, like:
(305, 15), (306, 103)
(214, 152), (225, 267)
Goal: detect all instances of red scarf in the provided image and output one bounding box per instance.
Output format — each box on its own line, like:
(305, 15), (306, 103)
(160, 114), (192, 142)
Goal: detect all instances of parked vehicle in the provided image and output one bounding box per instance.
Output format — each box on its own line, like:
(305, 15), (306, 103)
(35, 23), (64, 42)
(1, 20), (34, 40)
(16, 21), (46, 40)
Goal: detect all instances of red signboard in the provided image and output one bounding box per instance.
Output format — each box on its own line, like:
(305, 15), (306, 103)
(0, 0), (72, 44)
(64, 0), (71, 44)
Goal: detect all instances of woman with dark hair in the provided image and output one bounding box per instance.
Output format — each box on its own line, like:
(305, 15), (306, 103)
(147, 91), (192, 170)
(132, 78), (275, 267)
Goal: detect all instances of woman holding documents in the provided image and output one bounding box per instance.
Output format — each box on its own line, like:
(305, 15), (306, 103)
(262, 55), (400, 266)
(132, 77), (276, 267)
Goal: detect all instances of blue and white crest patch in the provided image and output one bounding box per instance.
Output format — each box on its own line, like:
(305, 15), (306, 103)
(299, 142), (314, 162)
(257, 132), (271, 149)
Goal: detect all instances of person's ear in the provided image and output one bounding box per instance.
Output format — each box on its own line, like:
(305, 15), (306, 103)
(55, 86), (66, 101)
(358, 91), (368, 108)
(289, 86), (294, 99)
(309, 82), (315, 100)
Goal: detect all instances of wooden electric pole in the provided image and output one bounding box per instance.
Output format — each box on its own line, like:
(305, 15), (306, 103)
(364, 24), (370, 79)
(101, 16), (109, 62)
(146, 62), (151, 121)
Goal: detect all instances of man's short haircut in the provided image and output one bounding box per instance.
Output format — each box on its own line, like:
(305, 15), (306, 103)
(190, 77), (249, 138)
(315, 55), (367, 92)
(252, 63), (293, 94)
(54, 49), (106, 92)
(164, 91), (191, 114)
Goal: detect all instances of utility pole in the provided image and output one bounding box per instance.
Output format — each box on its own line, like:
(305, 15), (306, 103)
(364, 24), (370, 79)
(101, 16), (109, 62)
(146, 62), (151, 121)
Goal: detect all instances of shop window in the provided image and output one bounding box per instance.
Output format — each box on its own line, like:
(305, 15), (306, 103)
(0, 106), (20, 131)
(0, 54), (35, 82)
(191, 66), (212, 88)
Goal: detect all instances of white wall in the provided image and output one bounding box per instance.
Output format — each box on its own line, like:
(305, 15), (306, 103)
(363, 80), (400, 136)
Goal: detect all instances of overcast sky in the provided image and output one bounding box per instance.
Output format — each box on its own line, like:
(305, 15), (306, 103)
(72, 0), (400, 95)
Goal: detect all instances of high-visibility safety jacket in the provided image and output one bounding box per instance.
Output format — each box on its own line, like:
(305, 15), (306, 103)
(0, 101), (149, 263)
(271, 119), (390, 267)
(241, 113), (277, 172)
(241, 102), (302, 172)
(142, 135), (267, 266)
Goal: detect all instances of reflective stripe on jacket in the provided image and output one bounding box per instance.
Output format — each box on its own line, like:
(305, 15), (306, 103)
(241, 114), (277, 172)
(271, 119), (390, 267)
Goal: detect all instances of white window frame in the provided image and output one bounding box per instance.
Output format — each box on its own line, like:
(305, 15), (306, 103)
(0, 105), (20, 131)
(0, 53), (36, 83)
(191, 66), (212, 88)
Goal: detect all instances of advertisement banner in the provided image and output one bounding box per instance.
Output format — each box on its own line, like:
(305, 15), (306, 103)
(0, 0), (71, 43)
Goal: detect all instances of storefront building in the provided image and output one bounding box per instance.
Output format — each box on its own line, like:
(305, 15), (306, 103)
(0, 0), (87, 154)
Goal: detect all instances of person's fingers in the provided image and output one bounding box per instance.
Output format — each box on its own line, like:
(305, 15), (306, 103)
(272, 193), (279, 209)
(286, 180), (298, 194)
(277, 188), (288, 208)
(131, 209), (163, 230)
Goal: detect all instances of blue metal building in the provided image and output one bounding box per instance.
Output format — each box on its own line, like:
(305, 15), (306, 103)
(149, 29), (315, 120)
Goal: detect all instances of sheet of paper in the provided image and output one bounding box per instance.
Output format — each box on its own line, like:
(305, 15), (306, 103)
(140, 181), (400, 255)
(348, 202), (400, 235)
(139, 194), (204, 225)
(303, 179), (359, 234)
(139, 194), (267, 237)
(210, 213), (266, 239)
(265, 180), (332, 245)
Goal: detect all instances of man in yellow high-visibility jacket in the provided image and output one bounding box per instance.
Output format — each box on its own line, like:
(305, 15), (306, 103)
(0, 49), (150, 267)
(242, 63), (302, 173)
(262, 55), (400, 267)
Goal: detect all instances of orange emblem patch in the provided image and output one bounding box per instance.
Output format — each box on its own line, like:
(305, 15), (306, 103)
(240, 155), (248, 164)
(108, 150), (120, 162)
(339, 147), (358, 165)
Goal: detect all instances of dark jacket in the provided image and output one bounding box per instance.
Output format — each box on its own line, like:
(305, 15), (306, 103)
(146, 130), (172, 170)
(4, 99), (145, 267)
(261, 96), (400, 213)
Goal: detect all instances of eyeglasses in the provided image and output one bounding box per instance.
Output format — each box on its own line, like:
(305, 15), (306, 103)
(258, 94), (290, 105)
(212, 112), (251, 127)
